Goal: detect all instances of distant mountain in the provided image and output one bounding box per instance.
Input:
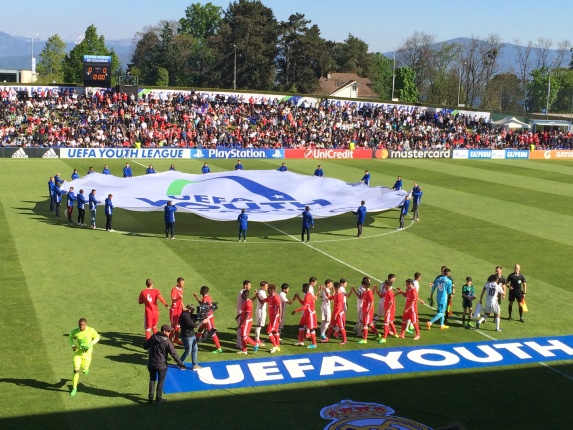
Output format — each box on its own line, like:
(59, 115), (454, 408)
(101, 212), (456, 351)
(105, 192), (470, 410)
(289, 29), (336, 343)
(384, 37), (565, 74)
(0, 31), (135, 71)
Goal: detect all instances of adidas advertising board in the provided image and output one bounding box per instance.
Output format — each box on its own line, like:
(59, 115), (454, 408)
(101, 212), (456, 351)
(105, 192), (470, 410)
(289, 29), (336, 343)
(11, 148), (28, 158)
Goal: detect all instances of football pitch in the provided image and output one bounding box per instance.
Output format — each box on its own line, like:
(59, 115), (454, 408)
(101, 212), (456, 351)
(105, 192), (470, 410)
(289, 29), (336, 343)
(0, 157), (572, 430)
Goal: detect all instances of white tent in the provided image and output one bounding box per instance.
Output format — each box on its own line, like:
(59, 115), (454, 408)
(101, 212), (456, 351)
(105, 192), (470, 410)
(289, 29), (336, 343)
(492, 116), (530, 129)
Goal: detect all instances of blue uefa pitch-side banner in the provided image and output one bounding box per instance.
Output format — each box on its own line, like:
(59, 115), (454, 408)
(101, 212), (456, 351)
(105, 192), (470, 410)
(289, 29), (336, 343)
(59, 148), (190, 159)
(190, 148), (284, 159)
(163, 335), (573, 394)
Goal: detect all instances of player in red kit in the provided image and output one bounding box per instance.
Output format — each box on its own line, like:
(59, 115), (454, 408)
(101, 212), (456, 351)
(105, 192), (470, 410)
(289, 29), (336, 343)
(320, 282), (347, 345)
(292, 283), (318, 348)
(379, 280), (398, 343)
(255, 284), (282, 353)
(395, 279), (424, 340)
(193, 286), (223, 354)
(138, 279), (169, 339)
(169, 277), (184, 344)
(353, 277), (379, 344)
(235, 289), (259, 354)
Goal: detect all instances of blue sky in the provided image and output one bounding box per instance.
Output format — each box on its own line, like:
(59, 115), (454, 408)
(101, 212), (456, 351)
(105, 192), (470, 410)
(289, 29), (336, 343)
(4, 0), (572, 52)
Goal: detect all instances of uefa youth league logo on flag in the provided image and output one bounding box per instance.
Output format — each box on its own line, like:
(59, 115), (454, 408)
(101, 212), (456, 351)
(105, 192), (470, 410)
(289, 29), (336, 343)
(62, 171), (407, 222)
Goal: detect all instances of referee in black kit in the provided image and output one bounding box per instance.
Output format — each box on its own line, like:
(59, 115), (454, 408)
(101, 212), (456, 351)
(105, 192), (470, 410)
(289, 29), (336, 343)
(506, 264), (527, 322)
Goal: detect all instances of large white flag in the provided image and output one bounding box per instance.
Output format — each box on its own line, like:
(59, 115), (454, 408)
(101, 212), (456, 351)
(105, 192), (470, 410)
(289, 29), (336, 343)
(63, 171), (407, 222)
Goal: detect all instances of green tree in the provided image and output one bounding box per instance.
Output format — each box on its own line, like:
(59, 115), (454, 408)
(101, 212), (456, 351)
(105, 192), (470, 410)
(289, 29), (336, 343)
(526, 67), (563, 114)
(336, 34), (372, 76)
(483, 73), (523, 112)
(367, 53), (393, 100)
(179, 2), (223, 39)
(424, 42), (461, 105)
(36, 34), (67, 83)
(63, 25), (120, 84)
(395, 67), (418, 103)
(178, 3), (224, 87)
(156, 67), (169, 86)
(218, 0), (279, 90)
(132, 30), (161, 85)
(276, 13), (330, 93)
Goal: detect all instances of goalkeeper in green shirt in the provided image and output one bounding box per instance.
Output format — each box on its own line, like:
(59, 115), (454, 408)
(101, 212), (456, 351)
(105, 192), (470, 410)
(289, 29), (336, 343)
(68, 318), (100, 396)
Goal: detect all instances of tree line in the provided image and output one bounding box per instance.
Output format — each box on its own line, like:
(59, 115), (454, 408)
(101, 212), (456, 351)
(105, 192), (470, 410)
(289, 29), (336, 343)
(35, 0), (573, 115)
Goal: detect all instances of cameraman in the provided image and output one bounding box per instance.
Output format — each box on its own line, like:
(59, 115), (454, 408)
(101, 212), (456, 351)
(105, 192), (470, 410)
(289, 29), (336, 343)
(178, 304), (202, 370)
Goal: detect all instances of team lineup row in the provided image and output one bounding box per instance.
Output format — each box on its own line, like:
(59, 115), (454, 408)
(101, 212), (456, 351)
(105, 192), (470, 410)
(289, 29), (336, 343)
(68, 265), (527, 400)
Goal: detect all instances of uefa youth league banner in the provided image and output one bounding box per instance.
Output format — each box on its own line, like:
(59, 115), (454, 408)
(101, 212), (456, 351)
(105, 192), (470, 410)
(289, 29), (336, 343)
(61, 170), (408, 222)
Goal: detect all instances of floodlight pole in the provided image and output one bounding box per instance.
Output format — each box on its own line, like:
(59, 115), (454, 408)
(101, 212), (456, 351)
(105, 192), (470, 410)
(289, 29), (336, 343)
(391, 51), (396, 101)
(233, 44), (237, 91)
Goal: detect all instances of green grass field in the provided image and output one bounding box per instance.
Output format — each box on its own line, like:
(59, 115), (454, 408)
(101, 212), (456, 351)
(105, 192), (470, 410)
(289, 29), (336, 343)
(1, 157), (572, 430)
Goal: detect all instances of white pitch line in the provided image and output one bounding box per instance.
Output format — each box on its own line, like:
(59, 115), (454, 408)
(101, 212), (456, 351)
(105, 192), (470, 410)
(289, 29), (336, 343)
(269, 220), (573, 382)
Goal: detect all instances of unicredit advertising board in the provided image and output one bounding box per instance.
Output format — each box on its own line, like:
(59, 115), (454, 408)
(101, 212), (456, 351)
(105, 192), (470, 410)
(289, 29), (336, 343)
(285, 149), (372, 159)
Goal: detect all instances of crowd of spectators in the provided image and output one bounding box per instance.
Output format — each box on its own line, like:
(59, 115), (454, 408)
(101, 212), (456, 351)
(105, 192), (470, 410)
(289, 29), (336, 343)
(1, 86), (572, 150)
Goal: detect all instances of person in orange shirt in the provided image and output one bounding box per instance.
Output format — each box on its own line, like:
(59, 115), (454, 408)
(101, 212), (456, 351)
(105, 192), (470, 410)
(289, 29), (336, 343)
(320, 282), (347, 345)
(169, 277), (185, 344)
(292, 283), (318, 349)
(138, 279), (169, 339)
(235, 289), (259, 354)
(395, 279), (424, 340)
(193, 286), (223, 354)
(255, 284), (282, 353)
(379, 280), (398, 344)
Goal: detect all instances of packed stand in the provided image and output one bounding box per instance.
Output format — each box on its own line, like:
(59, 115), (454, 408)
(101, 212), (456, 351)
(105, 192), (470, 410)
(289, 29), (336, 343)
(1, 86), (572, 150)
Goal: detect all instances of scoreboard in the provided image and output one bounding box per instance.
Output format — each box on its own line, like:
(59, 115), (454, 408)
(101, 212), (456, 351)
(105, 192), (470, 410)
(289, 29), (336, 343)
(83, 55), (112, 88)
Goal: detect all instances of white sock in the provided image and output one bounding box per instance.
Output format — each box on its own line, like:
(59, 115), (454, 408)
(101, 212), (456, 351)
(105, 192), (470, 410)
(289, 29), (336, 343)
(495, 317), (499, 330)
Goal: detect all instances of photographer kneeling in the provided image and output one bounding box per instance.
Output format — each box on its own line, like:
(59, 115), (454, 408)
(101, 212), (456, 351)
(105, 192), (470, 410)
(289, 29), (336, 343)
(178, 304), (202, 370)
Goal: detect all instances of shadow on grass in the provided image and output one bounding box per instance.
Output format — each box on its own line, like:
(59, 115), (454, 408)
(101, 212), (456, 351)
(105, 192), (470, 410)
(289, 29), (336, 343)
(2, 363), (573, 430)
(19, 198), (399, 240)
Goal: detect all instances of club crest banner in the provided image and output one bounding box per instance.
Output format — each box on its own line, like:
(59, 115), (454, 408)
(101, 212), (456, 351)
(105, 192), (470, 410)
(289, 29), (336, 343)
(62, 171), (407, 222)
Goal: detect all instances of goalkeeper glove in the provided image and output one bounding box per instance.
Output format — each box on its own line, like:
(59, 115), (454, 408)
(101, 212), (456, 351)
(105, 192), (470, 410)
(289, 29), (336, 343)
(81, 343), (92, 352)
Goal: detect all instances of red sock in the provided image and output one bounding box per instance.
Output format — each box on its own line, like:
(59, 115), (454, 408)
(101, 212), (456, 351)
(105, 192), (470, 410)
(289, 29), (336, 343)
(310, 331), (317, 345)
(370, 325), (379, 336)
(341, 329), (347, 342)
(298, 328), (305, 342)
(362, 327), (368, 340)
(400, 322), (407, 334)
(145, 331), (151, 340)
(383, 324), (389, 339)
(414, 323), (420, 336)
(212, 335), (221, 349)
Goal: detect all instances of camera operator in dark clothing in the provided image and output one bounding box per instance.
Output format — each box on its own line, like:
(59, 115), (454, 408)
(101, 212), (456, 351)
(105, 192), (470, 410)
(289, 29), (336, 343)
(143, 324), (185, 404)
(179, 304), (202, 370)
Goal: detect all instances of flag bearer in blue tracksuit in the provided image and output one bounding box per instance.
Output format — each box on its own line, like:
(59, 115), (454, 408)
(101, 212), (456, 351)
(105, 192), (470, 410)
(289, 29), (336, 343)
(301, 206), (314, 242)
(411, 184), (423, 221)
(48, 176), (55, 211)
(164, 201), (177, 239)
(105, 194), (114, 231)
(352, 200), (367, 237)
(76, 189), (87, 226)
(66, 187), (76, 223)
(237, 209), (248, 242)
(398, 195), (410, 230)
(88, 189), (101, 229)
(53, 181), (64, 217)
